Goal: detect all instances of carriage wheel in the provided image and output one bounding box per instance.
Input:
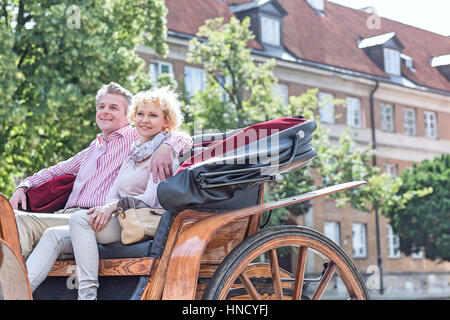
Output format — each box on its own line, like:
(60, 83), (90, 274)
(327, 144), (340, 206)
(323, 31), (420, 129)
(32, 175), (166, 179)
(203, 225), (369, 300)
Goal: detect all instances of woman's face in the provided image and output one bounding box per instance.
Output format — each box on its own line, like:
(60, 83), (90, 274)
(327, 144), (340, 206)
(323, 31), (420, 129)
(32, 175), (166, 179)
(134, 102), (168, 142)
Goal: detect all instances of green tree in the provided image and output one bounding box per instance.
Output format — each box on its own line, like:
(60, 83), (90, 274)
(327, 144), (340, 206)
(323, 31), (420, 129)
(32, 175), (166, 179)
(0, 0), (168, 196)
(385, 154), (448, 261)
(187, 16), (282, 131)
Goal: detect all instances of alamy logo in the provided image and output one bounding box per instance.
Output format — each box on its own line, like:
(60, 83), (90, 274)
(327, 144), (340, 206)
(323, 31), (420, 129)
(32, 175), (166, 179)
(366, 12), (381, 30)
(66, 265), (79, 290)
(66, 5), (81, 30)
(366, 265), (381, 290)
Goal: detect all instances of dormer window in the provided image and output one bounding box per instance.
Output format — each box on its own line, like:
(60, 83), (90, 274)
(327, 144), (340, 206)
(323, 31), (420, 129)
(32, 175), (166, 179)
(229, 0), (287, 49)
(431, 54), (450, 81)
(358, 32), (404, 77)
(384, 48), (401, 75)
(261, 16), (280, 46)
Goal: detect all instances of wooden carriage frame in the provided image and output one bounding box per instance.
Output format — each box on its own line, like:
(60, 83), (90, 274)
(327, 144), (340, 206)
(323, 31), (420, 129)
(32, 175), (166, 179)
(0, 180), (368, 300)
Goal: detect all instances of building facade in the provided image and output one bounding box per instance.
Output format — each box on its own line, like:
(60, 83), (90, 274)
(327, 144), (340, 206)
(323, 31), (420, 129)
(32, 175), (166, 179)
(137, 0), (450, 297)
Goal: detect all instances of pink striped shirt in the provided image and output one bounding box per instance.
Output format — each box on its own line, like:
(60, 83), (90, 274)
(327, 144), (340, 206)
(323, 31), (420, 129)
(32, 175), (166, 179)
(19, 125), (192, 209)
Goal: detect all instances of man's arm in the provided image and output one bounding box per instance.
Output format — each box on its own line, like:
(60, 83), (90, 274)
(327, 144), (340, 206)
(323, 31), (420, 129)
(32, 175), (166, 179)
(150, 131), (192, 183)
(10, 143), (92, 210)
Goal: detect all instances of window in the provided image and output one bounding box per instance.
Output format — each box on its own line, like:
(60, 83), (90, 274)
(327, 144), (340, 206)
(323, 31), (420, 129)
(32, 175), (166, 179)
(318, 92), (335, 124)
(261, 16), (280, 46)
(184, 66), (206, 98)
(324, 221), (340, 246)
(380, 104), (395, 132)
(149, 60), (173, 83)
(384, 163), (398, 177)
(403, 108), (416, 136)
(384, 48), (401, 76)
(387, 225), (401, 259)
(346, 97), (362, 128)
(424, 111), (437, 139)
(352, 223), (367, 258)
(273, 83), (289, 106)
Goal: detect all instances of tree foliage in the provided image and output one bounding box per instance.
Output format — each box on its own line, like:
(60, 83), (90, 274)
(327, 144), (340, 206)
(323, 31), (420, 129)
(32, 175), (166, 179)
(187, 16), (282, 131)
(385, 154), (449, 261)
(0, 0), (168, 196)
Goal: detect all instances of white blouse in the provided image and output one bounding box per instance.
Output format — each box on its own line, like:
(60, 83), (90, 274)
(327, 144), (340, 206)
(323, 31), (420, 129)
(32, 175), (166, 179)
(105, 154), (179, 208)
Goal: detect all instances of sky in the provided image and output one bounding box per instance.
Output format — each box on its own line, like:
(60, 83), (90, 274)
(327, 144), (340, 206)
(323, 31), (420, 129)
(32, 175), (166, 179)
(327, 0), (450, 36)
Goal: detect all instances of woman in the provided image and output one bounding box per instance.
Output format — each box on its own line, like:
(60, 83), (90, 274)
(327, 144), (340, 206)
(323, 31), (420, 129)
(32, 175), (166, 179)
(26, 87), (184, 299)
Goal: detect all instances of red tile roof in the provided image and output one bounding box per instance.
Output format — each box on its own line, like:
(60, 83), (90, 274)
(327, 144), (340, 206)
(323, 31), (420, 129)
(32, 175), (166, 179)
(167, 0), (233, 35)
(166, 0), (263, 50)
(165, 0), (450, 92)
(320, 1), (450, 92)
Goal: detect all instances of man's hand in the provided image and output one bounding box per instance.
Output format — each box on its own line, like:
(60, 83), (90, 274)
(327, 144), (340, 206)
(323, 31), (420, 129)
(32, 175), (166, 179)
(150, 143), (174, 183)
(10, 187), (27, 210)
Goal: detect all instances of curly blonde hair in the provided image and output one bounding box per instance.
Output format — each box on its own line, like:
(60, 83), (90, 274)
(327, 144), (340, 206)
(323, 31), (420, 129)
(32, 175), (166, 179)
(128, 86), (183, 132)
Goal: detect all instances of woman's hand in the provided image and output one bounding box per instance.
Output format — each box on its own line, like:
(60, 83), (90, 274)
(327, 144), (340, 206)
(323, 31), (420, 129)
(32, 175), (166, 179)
(86, 202), (117, 232)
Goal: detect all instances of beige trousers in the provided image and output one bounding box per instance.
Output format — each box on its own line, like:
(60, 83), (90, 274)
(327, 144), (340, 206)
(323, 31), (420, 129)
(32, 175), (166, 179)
(24, 209), (122, 300)
(14, 207), (82, 259)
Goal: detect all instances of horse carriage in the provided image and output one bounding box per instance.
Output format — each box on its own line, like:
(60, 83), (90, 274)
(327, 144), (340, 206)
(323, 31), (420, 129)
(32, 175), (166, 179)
(0, 116), (369, 300)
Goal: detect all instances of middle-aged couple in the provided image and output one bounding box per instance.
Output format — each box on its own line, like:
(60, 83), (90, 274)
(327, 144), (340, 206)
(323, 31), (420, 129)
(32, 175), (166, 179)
(9, 82), (193, 300)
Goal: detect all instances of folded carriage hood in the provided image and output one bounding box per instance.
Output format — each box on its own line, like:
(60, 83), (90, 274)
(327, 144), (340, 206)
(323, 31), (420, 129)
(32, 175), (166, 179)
(157, 117), (317, 213)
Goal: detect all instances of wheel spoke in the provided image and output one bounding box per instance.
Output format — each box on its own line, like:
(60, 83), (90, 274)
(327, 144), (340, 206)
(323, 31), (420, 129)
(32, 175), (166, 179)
(268, 249), (283, 300)
(311, 262), (337, 300)
(292, 246), (308, 300)
(239, 270), (262, 300)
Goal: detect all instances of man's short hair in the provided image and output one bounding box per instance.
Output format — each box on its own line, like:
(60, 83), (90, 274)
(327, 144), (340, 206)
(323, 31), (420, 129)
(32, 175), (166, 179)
(96, 82), (133, 113)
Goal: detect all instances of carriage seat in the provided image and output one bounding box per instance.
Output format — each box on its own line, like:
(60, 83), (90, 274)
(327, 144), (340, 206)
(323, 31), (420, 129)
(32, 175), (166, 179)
(97, 240), (153, 259)
(55, 241), (151, 264)
(58, 239), (153, 260)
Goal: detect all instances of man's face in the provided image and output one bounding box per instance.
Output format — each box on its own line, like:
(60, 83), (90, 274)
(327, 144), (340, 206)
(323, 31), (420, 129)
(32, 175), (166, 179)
(96, 93), (129, 139)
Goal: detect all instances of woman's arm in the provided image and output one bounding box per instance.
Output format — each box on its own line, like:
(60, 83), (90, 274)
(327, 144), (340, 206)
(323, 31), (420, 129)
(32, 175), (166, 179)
(150, 131), (192, 183)
(136, 158), (180, 207)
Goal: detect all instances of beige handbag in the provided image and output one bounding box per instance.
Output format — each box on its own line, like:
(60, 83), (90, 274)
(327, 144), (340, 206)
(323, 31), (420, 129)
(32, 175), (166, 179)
(116, 197), (164, 245)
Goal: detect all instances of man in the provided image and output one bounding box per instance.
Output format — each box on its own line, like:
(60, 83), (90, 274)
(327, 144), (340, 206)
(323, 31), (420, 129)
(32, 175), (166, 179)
(10, 82), (192, 258)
